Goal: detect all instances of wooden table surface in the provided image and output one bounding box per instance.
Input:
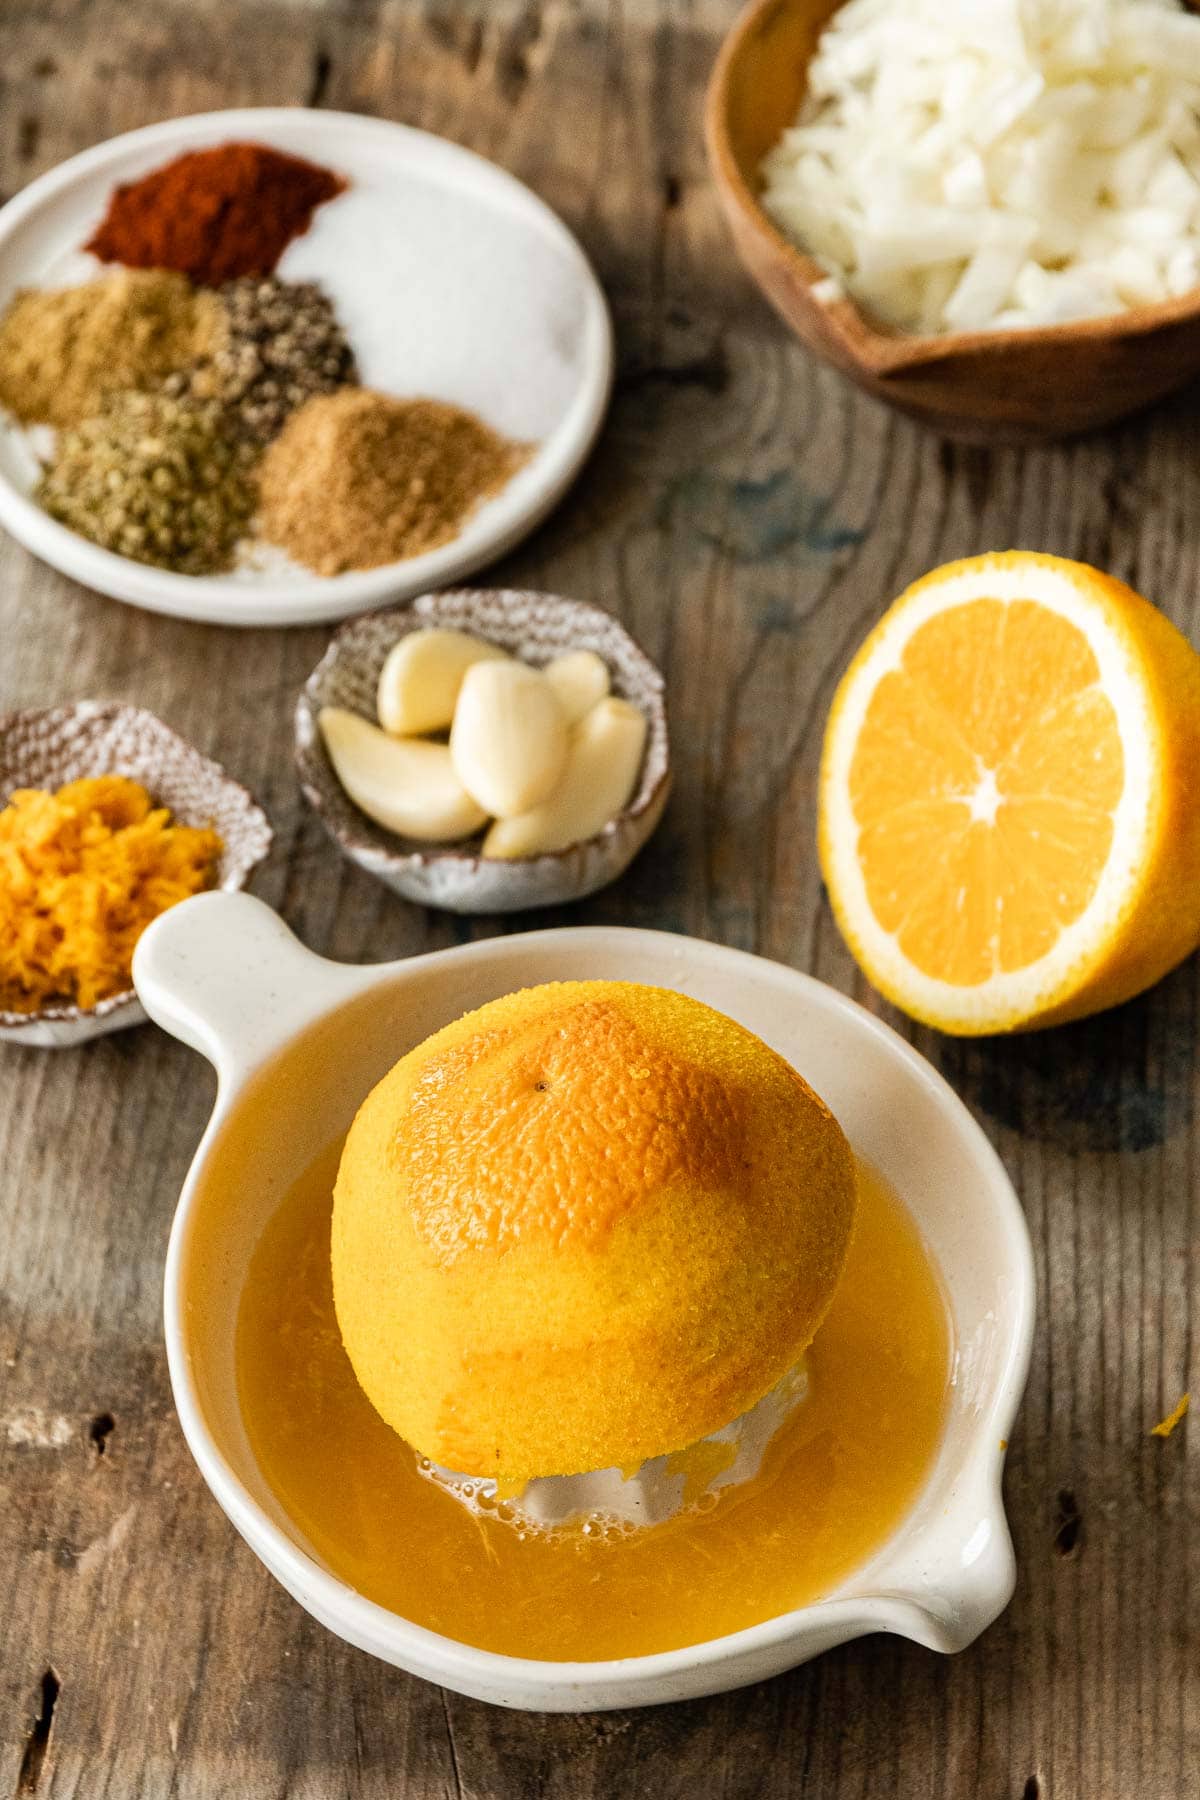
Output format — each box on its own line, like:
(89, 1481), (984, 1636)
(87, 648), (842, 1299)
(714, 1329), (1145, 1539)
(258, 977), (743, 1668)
(2, 2), (1197, 1795)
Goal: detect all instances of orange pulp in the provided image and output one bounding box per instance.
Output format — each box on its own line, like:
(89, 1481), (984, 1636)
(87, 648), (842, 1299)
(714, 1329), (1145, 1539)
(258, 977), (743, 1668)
(849, 597), (1124, 983)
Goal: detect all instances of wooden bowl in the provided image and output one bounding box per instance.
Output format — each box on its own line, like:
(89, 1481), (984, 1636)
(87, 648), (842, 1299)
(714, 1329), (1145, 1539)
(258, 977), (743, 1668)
(705, 0), (1200, 443)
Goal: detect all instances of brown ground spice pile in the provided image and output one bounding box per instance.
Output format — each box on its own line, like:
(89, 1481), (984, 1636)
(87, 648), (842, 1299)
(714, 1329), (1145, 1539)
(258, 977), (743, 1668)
(0, 270), (223, 427)
(256, 389), (529, 575)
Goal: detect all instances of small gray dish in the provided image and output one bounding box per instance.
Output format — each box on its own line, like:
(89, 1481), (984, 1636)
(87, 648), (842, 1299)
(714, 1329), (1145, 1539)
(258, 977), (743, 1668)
(0, 702), (273, 1048)
(295, 589), (671, 914)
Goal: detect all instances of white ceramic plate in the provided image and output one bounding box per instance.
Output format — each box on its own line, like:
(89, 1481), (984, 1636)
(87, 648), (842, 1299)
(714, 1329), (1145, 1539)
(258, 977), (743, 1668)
(0, 109), (613, 627)
(134, 891), (1035, 1712)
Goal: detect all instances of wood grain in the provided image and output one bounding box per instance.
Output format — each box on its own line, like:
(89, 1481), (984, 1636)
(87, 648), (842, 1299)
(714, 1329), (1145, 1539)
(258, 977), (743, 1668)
(0, 1), (1196, 1795)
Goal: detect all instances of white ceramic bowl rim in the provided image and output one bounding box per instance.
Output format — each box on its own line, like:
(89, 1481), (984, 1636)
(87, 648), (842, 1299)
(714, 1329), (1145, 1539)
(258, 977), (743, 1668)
(0, 108), (614, 627)
(135, 893), (1035, 1709)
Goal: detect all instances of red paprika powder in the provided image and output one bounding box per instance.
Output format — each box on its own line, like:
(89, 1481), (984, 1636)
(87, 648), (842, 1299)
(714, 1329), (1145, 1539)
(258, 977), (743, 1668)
(86, 141), (346, 286)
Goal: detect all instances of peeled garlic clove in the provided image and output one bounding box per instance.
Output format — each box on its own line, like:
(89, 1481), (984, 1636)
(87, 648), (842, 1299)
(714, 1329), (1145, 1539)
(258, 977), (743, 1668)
(318, 707), (488, 842)
(544, 650), (610, 726)
(482, 697), (648, 859)
(377, 629), (507, 737)
(450, 660), (568, 819)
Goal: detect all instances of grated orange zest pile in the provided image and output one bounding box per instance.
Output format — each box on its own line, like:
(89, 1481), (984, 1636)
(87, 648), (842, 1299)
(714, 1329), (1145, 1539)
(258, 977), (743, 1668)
(0, 775), (221, 1013)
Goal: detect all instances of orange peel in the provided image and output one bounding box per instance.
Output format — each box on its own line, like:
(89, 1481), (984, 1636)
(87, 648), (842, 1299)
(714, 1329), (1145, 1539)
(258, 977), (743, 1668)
(332, 980), (856, 1483)
(1151, 1393), (1189, 1439)
(819, 552), (1200, 1034)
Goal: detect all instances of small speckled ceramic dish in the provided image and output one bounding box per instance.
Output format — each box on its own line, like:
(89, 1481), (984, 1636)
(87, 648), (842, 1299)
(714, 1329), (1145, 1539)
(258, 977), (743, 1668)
(295, 590), (671, 914)
(0, 702), (272, 1048)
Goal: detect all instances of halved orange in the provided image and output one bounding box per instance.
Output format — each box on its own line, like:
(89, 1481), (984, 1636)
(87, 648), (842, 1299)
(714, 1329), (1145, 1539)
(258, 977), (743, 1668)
(333, 980), (856, 1482)
(819, 552), (1200, 1034)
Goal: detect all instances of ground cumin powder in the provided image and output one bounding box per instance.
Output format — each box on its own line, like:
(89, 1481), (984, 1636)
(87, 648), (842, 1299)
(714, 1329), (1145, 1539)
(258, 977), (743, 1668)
(0, 270), (222, 427)
(256, 388), (528, 574)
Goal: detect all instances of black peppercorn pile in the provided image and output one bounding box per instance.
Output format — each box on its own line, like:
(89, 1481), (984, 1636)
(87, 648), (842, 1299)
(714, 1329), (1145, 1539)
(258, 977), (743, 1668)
(168, 275), (357, 446)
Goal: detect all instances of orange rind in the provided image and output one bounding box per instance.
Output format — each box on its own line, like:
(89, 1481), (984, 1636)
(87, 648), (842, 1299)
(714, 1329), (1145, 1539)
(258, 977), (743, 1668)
(819, 553), (1200, 1034)
(332, 980), (856, 1483)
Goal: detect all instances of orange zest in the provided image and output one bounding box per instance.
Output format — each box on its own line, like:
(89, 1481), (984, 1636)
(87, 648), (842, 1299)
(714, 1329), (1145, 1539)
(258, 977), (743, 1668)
(0, 775), (221, 1013)
(1151, 1393), (1189, 1439)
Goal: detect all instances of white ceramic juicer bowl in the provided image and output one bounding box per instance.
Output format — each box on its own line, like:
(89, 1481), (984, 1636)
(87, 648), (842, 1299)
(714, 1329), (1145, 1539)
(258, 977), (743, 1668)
(133, 891), (1034, 1712)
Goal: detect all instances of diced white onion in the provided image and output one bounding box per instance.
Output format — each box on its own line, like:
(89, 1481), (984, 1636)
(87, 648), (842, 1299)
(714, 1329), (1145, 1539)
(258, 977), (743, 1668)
(760, 0), (1200, 334)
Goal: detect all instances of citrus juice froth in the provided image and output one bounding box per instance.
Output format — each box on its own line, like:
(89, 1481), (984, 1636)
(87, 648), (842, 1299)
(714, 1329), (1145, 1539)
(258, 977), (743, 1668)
(236, 1153), (951, 1661)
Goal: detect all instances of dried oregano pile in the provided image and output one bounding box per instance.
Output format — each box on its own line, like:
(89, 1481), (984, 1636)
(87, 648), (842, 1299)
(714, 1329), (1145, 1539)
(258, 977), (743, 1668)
(0, 141), (529, 578)
(39, 391), (257, 575)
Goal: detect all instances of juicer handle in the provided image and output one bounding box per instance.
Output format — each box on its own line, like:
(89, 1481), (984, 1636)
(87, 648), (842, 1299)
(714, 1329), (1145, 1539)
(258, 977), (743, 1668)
(133, 890), (375, 1078)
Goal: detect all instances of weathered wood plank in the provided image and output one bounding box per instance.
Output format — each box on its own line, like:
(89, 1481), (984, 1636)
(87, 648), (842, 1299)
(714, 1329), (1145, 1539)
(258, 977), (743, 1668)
(1, 0), (1197, 1795)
